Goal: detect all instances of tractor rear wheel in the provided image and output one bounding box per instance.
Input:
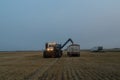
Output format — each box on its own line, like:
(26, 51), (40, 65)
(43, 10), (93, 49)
(58, 52), (62, 58)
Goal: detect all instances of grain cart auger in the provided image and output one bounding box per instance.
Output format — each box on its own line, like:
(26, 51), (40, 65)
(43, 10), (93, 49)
(43, 38), (74, 58)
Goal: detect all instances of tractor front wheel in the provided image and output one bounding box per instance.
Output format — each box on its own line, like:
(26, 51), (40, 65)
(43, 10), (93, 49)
(43, 51), (48, 58)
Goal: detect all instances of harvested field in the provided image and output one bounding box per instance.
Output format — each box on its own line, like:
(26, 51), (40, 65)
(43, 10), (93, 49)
(0, 51), (120, 80)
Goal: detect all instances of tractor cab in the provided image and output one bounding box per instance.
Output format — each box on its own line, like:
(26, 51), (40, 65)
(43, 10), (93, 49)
(45, 42), (57, 51)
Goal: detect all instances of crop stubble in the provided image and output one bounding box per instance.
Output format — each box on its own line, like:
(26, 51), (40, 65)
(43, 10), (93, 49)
(0, 51), (120, 80)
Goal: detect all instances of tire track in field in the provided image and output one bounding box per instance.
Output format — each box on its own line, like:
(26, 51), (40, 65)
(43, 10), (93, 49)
(25, 56), (120, 80)
(24, 58), (59, 80)
(38, 58), (64, 80)
(38, 57), (71, 80)
(64, 57), (82, 80)
(73, 68), (82, 80)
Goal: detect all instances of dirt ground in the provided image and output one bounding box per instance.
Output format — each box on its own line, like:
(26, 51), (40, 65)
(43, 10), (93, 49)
(0, 51), (120, 80)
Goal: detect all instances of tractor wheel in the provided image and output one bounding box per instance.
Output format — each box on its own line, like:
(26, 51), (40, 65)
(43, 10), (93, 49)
(51, 53), (55, 58)
(55, 51), (61, 58)
(43, 51), (47, 58)
(58, 52), (62, 58)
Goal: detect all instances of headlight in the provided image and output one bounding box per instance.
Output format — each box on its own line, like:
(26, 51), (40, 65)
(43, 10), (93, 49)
(47, 48), (50, 51)
(47, 48), (53, 51)
(50, 48), (53, 51)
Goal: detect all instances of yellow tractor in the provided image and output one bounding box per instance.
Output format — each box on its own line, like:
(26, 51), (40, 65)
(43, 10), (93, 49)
(43, 38), (73, 58)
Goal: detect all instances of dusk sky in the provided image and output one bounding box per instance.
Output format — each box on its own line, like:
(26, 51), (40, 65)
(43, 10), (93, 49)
(0, 0), (120, 51)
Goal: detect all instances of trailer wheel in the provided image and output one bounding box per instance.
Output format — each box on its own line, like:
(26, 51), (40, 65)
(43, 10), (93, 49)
(78, 54), (80, 57)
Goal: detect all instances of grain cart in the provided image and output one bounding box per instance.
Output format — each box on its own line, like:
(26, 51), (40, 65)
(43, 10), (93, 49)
(67, 44), (80, 57)
(43, 38), (74, 58)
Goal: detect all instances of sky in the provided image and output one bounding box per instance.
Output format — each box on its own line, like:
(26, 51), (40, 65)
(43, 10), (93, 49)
(0, 0), (120, 51)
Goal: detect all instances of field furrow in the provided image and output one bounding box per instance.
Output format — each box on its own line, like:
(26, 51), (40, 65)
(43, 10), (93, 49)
(0, 51), (120, 80)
